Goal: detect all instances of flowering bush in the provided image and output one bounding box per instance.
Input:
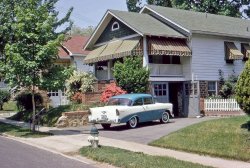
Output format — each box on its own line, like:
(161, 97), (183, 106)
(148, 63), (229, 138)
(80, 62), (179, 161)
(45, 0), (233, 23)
(100, 83), (126, 102)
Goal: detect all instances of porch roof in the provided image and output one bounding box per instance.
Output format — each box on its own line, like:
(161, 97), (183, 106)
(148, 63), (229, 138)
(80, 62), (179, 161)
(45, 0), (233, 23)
(84, 37), (142, 64)
(148, 38), (192, 56)
(225, 42), (243, 60)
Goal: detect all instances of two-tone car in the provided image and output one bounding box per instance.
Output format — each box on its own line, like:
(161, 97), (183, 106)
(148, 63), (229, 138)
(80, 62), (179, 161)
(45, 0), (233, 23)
(88, 94), (174, 129)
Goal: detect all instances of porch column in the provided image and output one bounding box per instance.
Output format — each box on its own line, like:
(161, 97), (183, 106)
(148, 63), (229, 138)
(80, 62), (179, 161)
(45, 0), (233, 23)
(107, 60), (112, 80)
(93, 63), (96, 76)
(143, 35), (149, 68)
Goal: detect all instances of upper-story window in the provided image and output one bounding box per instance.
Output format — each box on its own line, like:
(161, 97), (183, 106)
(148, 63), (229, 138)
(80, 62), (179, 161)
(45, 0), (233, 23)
(149, 55), (180, 64)
(224, 41), (243, 63)
(241, 43), (250, 61)
(111, 22), (120, 31)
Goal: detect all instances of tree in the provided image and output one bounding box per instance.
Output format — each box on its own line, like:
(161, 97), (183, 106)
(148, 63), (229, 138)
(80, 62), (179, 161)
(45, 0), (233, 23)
(126, 0), (250, 18)
(70, 25), (95, 36)
(113, 56), (150, 93)
(235, 60), (250, 115)
(0, 90), (11, 110)
(1, 0), (73, 131)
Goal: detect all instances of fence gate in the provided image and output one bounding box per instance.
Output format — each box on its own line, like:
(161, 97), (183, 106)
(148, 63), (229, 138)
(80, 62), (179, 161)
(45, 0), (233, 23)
(48, 89), (69, 107)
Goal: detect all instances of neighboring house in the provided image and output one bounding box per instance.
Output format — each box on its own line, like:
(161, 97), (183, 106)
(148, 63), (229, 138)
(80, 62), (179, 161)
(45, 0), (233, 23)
(49, 35), (93, 107)
(83, 5), (249, 117)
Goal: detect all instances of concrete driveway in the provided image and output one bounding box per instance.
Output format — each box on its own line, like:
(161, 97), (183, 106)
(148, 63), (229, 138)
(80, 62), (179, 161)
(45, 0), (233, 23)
(65, 117), (215, 144)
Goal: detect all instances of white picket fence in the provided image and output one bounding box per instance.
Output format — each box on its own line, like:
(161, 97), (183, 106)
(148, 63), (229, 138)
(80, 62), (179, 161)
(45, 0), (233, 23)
(204, 99), (241, 111)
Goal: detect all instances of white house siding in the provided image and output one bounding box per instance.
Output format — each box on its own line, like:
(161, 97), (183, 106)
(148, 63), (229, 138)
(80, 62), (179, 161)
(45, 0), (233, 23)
(181, 56), (191, 80)
(72, 56), (93, 73)
(191, 34), (246, 81)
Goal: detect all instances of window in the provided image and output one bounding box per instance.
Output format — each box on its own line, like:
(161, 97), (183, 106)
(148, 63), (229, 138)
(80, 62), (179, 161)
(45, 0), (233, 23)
(208, 81), (217, 96)
(154, 84), (167, 96)
(133, 98), (143, 106)
(111, 22), (119, 31)
(241, 43), (250, 61)
(149, 55), (180, 64)
(144, 97), (153, 105)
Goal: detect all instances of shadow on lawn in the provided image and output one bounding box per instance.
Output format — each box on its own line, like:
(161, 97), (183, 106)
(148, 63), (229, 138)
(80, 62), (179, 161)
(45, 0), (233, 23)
(241, 120), (250, 131)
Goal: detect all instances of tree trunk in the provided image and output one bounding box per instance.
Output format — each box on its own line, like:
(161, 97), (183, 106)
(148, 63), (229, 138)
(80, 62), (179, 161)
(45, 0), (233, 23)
(32, 85), (36, 132)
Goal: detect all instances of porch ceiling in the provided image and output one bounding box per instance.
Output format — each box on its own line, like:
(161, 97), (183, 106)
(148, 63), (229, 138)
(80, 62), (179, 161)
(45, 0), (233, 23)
(148, 38), (192, 56)
(84, 37), (142, 64)
(225, 42), (243, 60)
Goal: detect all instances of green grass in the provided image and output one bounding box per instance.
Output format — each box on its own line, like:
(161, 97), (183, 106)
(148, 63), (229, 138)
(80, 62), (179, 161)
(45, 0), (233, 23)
(150, 116), (250, 162)
(80, 146), (212, 168)
(0, 122), (52, 138)
(0, 101), (18, 112)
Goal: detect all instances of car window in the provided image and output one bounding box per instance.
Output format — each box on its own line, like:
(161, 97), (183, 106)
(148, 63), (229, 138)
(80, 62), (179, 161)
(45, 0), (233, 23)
(133, 98), (143, 106)
(107, 98), (132, 106)
(144, 97), (153, 105)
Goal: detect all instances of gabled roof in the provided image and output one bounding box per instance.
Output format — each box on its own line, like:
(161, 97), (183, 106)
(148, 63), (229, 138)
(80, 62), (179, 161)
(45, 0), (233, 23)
(109, 10), (185, 38)
(84, 10), (186, 50)
(142, 5), (250, 39)
(58, 36), (90, 58)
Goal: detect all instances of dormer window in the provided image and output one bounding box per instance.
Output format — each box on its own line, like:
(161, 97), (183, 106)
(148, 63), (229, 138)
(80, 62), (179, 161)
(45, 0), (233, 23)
(111, 22), (119, 31)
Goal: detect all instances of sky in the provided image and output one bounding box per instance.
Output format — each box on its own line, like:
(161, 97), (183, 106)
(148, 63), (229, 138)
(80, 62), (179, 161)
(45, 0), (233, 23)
(56, 0), (129, 28)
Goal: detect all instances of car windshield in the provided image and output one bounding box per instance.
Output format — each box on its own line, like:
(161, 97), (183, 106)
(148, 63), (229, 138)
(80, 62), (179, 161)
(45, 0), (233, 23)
(107, 98), (132, 106)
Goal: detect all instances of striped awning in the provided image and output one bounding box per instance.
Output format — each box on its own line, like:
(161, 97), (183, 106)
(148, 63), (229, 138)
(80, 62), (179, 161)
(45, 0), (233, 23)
(148, 38), (192, 56)
(242, 43), (250, 59)
(84, 38), (142, 64)
(225, 42), (243, 60)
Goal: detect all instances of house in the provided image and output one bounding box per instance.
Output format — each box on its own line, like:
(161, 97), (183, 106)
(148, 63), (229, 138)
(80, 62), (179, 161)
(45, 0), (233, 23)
(83, 5), (250, 117)
(49, 35), (93, 107)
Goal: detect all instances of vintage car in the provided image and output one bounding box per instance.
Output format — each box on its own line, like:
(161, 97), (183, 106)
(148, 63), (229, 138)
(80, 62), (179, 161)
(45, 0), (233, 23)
(88, 94), (174, 129)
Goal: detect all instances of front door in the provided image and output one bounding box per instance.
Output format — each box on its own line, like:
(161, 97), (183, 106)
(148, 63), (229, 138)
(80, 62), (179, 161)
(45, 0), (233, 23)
(152, 82), (169, 103)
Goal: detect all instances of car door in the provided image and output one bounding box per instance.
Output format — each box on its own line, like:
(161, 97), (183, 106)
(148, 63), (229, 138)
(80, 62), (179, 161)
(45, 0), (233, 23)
(143, 97), (161, 121)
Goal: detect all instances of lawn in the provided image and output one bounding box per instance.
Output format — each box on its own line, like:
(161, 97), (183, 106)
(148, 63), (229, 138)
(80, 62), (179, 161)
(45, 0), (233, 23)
(150, 116), (250, 162)
(0, 122), (52, 138)
(80, 146), (212, 168)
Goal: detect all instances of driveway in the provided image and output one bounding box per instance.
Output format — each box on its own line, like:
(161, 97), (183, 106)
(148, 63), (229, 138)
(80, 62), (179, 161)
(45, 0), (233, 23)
(63, 117), (215, 144)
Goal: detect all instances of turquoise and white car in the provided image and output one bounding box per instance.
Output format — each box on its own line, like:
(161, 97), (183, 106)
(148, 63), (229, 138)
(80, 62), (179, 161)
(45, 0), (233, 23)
(88, 94), (174, 129)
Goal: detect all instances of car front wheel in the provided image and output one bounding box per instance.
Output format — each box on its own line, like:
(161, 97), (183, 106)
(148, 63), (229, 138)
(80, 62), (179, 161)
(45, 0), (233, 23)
(160, 112), (169, 123)
(127, 116), (138, 128)
(101, 123), (111, 129)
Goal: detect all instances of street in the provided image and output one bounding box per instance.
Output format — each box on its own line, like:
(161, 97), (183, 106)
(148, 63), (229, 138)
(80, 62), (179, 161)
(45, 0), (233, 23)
(0, 136), (95, 168)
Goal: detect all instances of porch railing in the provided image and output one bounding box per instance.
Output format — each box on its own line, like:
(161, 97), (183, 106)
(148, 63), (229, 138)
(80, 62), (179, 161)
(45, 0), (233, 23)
(149, 64), (183, 76)
(204, 98), (241, 111)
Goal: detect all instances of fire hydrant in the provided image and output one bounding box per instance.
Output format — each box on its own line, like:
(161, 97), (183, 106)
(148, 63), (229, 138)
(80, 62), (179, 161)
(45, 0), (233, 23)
(88, 123), (99, 148)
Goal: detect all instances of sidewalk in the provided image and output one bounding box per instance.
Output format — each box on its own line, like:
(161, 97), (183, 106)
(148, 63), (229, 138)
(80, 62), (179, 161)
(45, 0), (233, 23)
(1, 117), (250, 168)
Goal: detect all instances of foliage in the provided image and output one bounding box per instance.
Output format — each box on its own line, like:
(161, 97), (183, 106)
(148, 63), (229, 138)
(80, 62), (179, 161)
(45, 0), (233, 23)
(2, 101), (18, 111)
(235, 60), (250, 114)
(126, 0), (250, 18)
(113, 56), (150, 93)
(100, 83), (127, 103)
(80, 146), (211, 168)
(70, 25), (95, 36)
(0, 0), (73, 131)
(66, 71), (96, 101)
(150, 116), (250, 161)
(0, 122), (52, 138)
(14, 90), (43, 111)
(0, 90), (11, 110)
(218, 71), (238, 99)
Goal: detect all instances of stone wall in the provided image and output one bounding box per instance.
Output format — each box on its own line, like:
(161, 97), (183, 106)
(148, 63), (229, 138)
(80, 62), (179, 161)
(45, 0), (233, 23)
(199, 81), (208, 98)
(56, 111), (89, 127)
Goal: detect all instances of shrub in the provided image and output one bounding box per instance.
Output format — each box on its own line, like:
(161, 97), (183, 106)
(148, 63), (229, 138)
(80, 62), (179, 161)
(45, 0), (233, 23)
(100, 83), (127, 102)
(66, 71), (96, 103)
(0, 90), (11, 110)
(15, 91), (43, 111)
(218, 70), (238, 98)
(113, 56), (150, 93)
(235, 59), (250, 114)
(71, 92), (84, 104)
